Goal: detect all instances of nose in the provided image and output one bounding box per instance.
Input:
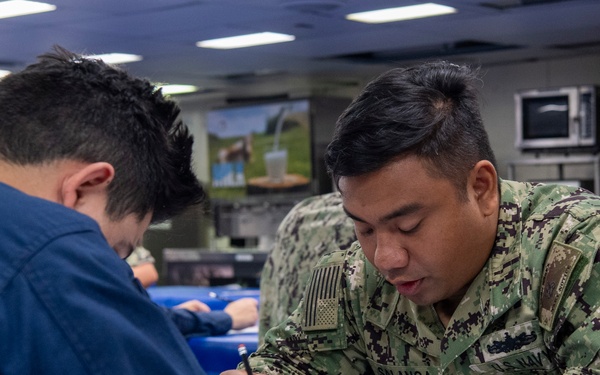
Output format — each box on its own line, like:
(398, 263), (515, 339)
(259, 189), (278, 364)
(373, 233), (409, 274)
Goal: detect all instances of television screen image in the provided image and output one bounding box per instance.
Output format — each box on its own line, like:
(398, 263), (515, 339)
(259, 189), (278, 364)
(207, 99), (312, 199)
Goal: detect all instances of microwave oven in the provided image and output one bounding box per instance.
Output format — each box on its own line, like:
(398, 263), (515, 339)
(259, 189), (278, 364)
(514, 85), (599, 153)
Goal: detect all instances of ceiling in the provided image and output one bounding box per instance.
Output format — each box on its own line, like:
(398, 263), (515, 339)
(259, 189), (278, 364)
(1, 0), (599, 101)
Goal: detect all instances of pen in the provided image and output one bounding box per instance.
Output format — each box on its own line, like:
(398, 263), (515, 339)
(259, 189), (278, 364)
(238, 344), (253, 375)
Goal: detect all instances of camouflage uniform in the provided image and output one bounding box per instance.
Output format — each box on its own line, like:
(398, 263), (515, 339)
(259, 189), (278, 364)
(248, 180), (600, 374)
(258, 192), (356, 345)
(125, 246), (155, 267)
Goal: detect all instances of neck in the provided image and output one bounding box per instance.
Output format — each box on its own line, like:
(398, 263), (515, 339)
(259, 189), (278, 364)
(434, 300), (458, 328)
(433, 283), (471, 328)
(0, 160), (65, 202)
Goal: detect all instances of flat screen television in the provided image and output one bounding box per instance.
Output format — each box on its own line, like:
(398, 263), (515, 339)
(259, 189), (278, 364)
(514, 85), (599, 153)
(207, 99), (312, 199)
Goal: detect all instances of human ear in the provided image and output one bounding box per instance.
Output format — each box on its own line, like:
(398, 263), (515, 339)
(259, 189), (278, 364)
(61, 162), (115, 210)
(469, 160), (499, 216)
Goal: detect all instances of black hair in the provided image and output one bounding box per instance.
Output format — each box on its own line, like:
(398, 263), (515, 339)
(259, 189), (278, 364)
(325, 61), (496, 199)
(0, 45), (206, 222)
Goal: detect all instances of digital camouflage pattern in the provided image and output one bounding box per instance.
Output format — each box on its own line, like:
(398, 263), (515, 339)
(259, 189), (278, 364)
(248, 180), (600, 374)
(258, 192), (356, 344)
(125, 246), (155, 267)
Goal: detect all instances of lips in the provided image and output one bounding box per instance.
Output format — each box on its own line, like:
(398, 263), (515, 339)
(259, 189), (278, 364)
(394, 279), (423, 296)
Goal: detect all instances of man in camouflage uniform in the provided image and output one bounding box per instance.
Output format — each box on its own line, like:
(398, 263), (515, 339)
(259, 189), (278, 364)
(258, 192), (356, 344)
(222, 62), (600, 374)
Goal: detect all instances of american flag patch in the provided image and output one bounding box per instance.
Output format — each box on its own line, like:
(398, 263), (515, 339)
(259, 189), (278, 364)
(303, 264), (342, 331)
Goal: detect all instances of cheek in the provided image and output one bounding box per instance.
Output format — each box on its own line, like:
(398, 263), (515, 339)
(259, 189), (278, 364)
(404, 227), (452, 268)
(422, 217), (473, 268)
(105, 221), (138, 251)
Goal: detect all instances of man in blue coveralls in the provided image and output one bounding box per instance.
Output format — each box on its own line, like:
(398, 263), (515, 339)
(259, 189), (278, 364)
(0, 46), (208, 374)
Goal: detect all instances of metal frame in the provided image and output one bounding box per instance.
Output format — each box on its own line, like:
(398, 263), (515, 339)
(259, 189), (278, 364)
(507, 154), (600, 195)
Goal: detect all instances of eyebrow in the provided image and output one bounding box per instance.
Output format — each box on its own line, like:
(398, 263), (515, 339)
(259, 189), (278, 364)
(343, 203), (424, 225)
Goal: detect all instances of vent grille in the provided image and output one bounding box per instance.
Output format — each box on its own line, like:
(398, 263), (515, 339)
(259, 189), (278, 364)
(480, 0), (574, 10)
(322, 40), (520, 64)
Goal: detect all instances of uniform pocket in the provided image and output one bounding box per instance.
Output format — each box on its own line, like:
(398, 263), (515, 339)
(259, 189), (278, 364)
(468, 320), (557, 373)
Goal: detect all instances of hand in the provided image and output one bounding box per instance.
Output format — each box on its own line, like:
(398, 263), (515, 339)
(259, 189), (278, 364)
(173, 299), (211, 313)
(224, 297), (259, 330)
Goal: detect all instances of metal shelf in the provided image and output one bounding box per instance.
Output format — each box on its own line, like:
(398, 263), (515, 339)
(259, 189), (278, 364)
(507, 154), (600, 194)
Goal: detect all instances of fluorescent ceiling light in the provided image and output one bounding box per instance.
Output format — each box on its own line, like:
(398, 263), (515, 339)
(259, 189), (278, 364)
(0, 0), (56, 19)
(0, 69), (11, 78)
(158, 84), (199, 95)
(85, 53), (143, 64)
(346, 3), (456, 24)
(196, 32), (295, 49)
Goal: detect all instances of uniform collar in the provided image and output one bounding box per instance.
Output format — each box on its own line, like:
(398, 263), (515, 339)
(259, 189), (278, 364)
(441, 180), (525, 366)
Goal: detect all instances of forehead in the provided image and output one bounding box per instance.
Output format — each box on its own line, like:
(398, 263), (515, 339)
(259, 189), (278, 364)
(338, 156), (457, 215)
(339, 156), (427, 193)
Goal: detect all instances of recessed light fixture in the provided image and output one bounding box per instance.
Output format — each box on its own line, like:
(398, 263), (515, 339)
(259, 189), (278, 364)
(158, 84), (199, 95)
(196, 32), (295, 50)
(0, 0), (56, 19)
(346, 3), (456, 24)
(85, 53), (143, 64)
(0, 69), (11, 78)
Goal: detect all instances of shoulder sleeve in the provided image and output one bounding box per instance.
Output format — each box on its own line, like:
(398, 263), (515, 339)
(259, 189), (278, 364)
(540, 212), (600, 370)
(303, 252), (345, 332)
(24, 231), (205, 375)
(258, 192), (356, 344)
(249, 247), (371, 375)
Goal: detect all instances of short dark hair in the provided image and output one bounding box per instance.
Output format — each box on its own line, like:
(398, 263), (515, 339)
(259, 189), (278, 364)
(0, 45), (206, 222)
(325, 61), (496, 199)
